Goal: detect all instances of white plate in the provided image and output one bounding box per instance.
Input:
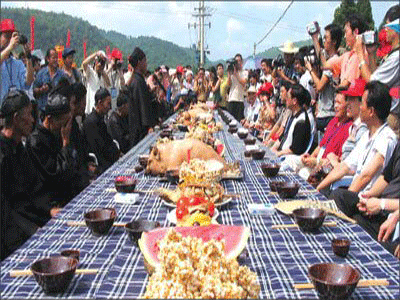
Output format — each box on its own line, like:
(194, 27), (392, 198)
(162, 197), (233, 208)
(167, 208), (219, 225)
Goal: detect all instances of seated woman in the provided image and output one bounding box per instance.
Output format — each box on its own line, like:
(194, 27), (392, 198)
(253, 82), (276, 138)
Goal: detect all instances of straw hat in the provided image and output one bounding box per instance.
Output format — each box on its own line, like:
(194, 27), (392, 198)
(279, 40), (299, 54)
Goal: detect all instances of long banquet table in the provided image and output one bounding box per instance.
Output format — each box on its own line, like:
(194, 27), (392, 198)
(1, 110), (399, 299)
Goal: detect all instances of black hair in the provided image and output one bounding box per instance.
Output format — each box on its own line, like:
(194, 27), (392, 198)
(45, 47), (56, 61)
(290, 84), (308, 106)
(199, 67), (205, 73)
(72, 82), (87, 103)
(154, 66), (161, 73)
(95, 87), (111, 105)
(248, 70), (258, 80)
(216, 63), (224, 69)
(294, 50), (306, 67)
(31, 55), (41, 65)
(234, 53), (243, 60)
(261, 58), (272, 69)
(365, 81), (391, 123)
(384, 4), (400, 23)
(209, 66), (217, 84)
(128, 47), (146, 68)
(345, 13), (368, 34)
(280, 80), (292, 92)
(325, 23), (343, 50)
(1, 90), (30, 127)
(117, 86), (130, 108)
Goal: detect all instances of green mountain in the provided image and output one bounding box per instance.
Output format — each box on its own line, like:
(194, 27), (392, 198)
(1, 7), (200, 71)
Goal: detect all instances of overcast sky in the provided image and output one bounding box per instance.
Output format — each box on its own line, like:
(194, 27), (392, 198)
(3, 1), (394, 61)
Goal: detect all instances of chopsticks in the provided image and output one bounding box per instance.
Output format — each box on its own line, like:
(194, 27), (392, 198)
(324, 208), (357, 224)
(271, 221), (337, 229)
(67, 221), (126, 227)
(294, 279), (389, 289)
(10, 269), (98, 277)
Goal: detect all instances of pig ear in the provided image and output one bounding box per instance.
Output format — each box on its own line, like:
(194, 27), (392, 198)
(153, 146), (161, 161)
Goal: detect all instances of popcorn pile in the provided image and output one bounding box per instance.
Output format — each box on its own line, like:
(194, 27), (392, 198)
(141, 229), (260, 299)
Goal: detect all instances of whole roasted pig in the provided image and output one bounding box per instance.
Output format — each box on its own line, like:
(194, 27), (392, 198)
(146, 138), (224, 175)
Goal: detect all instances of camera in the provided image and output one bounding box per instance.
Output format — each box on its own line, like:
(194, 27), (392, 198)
(227, 59), (237, 73)
(18, 33), (28, 45)
(96, 56), (106, 67)
(306, 21), (320, 35)
(303, 46), (319, 66)
(115, 61), (122, 69)
(272, 54), (285, 69)
(361, 31), (375, 45)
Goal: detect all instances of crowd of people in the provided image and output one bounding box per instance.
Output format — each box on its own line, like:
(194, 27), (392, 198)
(1, 5), (399, 261)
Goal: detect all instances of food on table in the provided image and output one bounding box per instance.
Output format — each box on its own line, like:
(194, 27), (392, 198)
(146, 139), (224, 176)
(174, 195), (215, 226)
(180, 212), (212, 227)
(179, 158), (225, 183)
(114, 176), (137, 193)
(140, 226), (259, 298)
(158, 182), (225, 205)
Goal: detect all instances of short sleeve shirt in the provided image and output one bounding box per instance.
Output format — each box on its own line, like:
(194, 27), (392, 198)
(329, 51), (363, 85)
(1, 56), (28, 104)
(370, 49), (399, 88)
(228, 70), (248, 103)
(84, 66), (110, 115)
(319, 117), (352, 159)
(344, 124), (398, 192)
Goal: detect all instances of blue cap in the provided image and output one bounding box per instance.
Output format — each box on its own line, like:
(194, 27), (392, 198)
(385, 19), (400, 33)
(62, 48), (76, 59)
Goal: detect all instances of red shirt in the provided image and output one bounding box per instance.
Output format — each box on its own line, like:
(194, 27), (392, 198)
(319, 117), (352, 159)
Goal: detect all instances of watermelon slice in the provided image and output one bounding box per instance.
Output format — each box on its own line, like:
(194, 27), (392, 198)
(138, 224), (250, 271)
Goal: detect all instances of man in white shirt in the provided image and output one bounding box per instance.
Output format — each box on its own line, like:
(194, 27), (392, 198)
(82, 50), (111, 115)
(317, 81), (398, 193)
(106, 48), (125, 112)
(227, 53), (248, 121)
(242, 86), (261, 128)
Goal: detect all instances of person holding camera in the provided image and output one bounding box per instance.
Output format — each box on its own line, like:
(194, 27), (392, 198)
(193, 67), (209, 103)
(82, 50), (111, 115)
(273, 41), (300, 86)
(61, 48), (81, 85)
(227, 53), (248, 121)
(106, 48), (125, 112)
(307, 23), (343, 131)
(1, 19), (34, 104)
(33, 48), (67, 116)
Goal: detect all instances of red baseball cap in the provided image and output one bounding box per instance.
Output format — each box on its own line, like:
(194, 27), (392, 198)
(257, 82), (274, 97)
(176, 65), (184, 74)
(1, 19), (16, 33)
(111, 48), (123, 61)
(376, 29), (392, 58)
(341, 79), (367, 98)
(390, 87), (400, 100)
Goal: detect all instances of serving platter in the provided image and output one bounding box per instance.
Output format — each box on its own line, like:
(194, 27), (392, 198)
(167, 208), (219, 225)
(161, 196), (233, 208)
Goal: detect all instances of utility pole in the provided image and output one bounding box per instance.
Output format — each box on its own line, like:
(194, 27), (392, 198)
(190, 1), (211, 68)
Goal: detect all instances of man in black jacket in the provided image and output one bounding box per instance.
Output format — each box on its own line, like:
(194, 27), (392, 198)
(128, 47), (157, 146)
(107, 86), (130, 154)
(0, 90), (50, 260)
(27, 90), (75, 212)
(83, 87), (120, 174)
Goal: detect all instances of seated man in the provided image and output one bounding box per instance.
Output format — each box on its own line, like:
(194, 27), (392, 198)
(331, 139), (400, 254)
(83, 87), (120, 174)
(107, 87), (130, 154)
(241, 86), (261, 129)
(27, 90), (75, 212)
(285, 92), (352, 179)
(0, 90), (50, 260)
(317, 81), (398, 193)
(272, 84), (312, 156)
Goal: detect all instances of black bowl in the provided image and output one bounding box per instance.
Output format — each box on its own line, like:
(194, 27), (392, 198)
(308, 263), (361, 300)
(165, 169), (180, 184)
(332, 239), (351, 258)
(60, 249), (80, 262)
(125, 220), (161, 246)
(276, 182), (300, 198)
(244, 150), (255, 157)
(261, 163), (281, 177)
(138, 155), (149, 167)
(84, 208), (117, 236)
(244, 137), (256, 145)
(292, 207), (327, 232)
(159, 129), (172, 138)
(31, 256), (78, 294)
(228, 127), (238, 134)
(177, 124), (189, 132)
(161, 123), (170, 130)
(251, 149), (266, 160)
(270, 181), (285, 192)
(115, 176), (137, 193)
(237, 131), (248, 139)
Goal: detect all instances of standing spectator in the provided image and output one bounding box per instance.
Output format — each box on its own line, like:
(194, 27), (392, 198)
(82, 50), (111, 114)
(83, 88), (120, 174)
(1, 19), (34, 103)
(273, 40), (300, 85)
(227, 53), (248, 121)
(127, 47), (157, 146)
(106, 48), (125, 111)
(107, 86), (130, 154)
(208, 66), (222, 104)
(294, 50), (316, 105)
(260, 58), (273, 83)
(308, 23), (343, 131)
(62, 48), (82, 84)
(216, 63), (228, 109)
(33, 48), (66, 116)
(193, 67), (209, 102)
(0, 90), (49, 260)
(317, 81), (397, 193)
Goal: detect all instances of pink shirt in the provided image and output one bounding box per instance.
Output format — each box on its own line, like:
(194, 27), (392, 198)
(327, 50), (366, 85)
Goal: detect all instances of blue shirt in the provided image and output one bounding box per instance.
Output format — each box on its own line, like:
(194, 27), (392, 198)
(1, 56), (28, 104)
(33, 67), (66, 112)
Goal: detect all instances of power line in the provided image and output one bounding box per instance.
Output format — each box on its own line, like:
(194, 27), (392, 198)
(256, 0), (295, 46)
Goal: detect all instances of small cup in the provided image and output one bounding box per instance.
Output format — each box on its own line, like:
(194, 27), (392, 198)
(60, 249), (80, 262)
(332, 238), (351, 257)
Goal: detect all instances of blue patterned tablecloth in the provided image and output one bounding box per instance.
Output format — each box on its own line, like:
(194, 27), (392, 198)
(1, 111), (399, 299)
